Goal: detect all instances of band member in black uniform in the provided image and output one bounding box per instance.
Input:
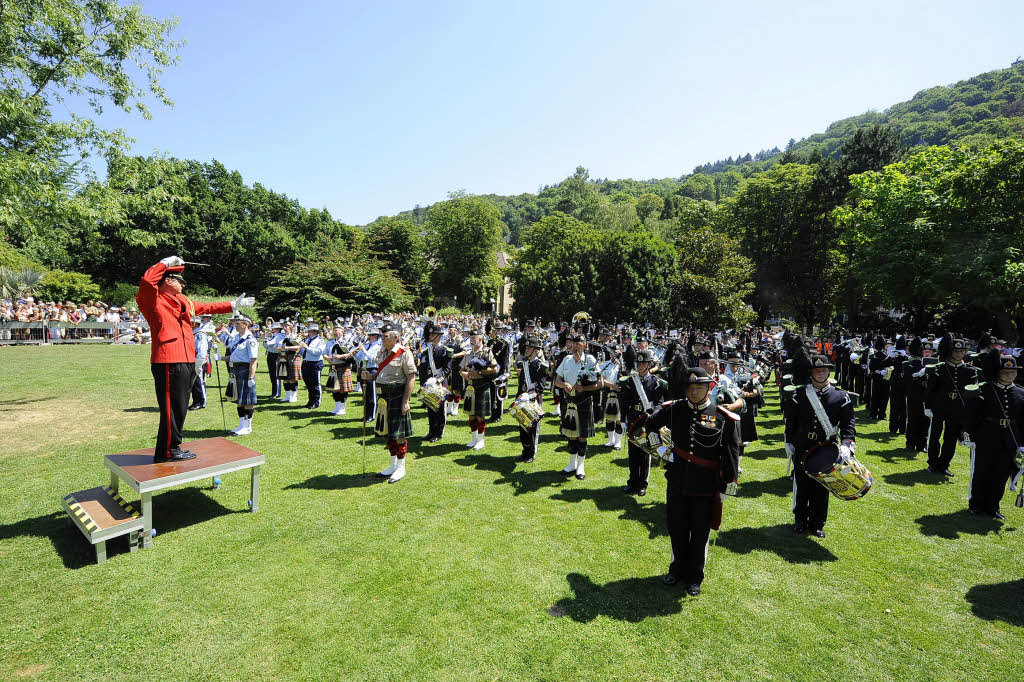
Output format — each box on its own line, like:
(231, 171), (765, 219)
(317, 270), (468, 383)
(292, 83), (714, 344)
(964, 350), (1024, 519)
(902, 337), (934, 452)
(516, 319), (538, 355)
(633, 367), (740, 595)
(513, 334), (548, 462)
(613, 348), (667, 496)
(782, 353), (857, 538)
(419, 322), (452, 442)
(888, 336), (908, 434)
(488, 324), (512, 422)
(925, 334), (980, 476)
(868, 336), (893, 420)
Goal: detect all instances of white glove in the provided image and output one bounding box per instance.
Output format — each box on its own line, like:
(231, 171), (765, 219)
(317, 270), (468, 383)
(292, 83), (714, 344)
(724, 481), (739, 496)
(232, 292), (256, 310)
(840, 444), (853, 460)
(924, 408), (933, 419)
(913, 368), (926, 378)
(211, 352), (221, 362)
(247, 378), (256, 388)
(784, 443), (795, 458)
(160, 255), (184, 267)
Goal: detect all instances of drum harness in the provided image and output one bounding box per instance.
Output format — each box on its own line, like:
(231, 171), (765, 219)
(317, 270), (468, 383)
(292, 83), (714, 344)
(792, 385), (839, 475)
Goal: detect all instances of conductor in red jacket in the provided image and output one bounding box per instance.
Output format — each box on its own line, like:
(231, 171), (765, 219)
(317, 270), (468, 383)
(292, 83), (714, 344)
(136, 256), (255, 462)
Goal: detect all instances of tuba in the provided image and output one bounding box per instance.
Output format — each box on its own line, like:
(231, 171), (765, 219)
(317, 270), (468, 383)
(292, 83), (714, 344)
(424, 306), (437, 321)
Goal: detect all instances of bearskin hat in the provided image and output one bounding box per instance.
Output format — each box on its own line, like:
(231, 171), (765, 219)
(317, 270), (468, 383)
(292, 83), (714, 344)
(908, 336), (922, 357)
(937, 332), (954, 361)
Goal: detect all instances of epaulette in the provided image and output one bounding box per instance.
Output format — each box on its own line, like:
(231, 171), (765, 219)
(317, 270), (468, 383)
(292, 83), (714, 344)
(717, 405), (741, 421)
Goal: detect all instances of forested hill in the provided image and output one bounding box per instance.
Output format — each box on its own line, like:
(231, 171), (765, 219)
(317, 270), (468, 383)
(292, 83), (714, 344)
(393, 59), (1024, 242)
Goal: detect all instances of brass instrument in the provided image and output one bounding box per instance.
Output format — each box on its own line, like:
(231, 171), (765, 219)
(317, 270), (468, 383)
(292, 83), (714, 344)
(424, 306), (437, 321)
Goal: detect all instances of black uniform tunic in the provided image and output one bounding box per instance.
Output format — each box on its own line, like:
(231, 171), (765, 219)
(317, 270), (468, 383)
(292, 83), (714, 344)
(783, 383), (856, 531)
(646, 398), (740, 586)
(964, 381), (1024, 515)
(618, 372), (668, 491)
(925, 361), (980, 470)
(418, 343), (452, 439)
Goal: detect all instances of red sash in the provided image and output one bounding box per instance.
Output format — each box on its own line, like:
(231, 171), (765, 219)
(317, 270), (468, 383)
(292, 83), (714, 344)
(376, 347), (405, 374)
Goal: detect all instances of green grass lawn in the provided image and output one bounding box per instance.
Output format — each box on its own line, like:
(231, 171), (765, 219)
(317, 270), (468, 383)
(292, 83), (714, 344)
(1, 345), (1021, 681)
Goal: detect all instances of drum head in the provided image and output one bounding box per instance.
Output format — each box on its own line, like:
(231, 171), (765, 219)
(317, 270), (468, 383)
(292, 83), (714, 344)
(804, 442), (839, 475)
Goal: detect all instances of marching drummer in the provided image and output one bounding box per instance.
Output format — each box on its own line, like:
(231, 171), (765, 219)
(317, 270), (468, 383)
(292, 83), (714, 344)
(418, 321), (452, 443)
(782, 353), (857, 538)
(512, 334), (548, 463)
(612, 347), (667, 497)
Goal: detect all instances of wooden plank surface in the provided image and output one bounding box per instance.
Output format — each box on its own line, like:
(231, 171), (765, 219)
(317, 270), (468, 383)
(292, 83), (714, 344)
(67, 487), (138, 530)
(105, 437), (263, 484)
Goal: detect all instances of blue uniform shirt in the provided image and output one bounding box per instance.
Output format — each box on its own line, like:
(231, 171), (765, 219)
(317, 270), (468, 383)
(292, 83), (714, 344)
(229, 332), (260, 363)
(301, 335), (327, 361)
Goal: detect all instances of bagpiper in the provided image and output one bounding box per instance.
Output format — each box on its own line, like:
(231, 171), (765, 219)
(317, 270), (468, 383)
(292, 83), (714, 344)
(362, 323), (417, 483)
(460, 329), (500, 451)
(554, 332), (603, 481)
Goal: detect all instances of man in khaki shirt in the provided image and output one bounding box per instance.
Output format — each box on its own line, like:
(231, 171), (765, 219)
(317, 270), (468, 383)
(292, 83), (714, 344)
(361, 322), (417, 483)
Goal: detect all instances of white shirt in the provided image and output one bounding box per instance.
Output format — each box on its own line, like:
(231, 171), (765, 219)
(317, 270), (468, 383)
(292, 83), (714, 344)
(301, 335), (327, 361)
(229, 332), (259, 363)
(556, 353), (597, 386)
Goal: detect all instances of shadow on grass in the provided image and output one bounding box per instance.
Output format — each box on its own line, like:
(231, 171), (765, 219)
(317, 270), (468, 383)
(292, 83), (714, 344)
(549, 572), (685, 623)
(965, 579), (1024, 627)
(716, 524), (838, 563)
(884, 469), (951, 487)
(550, 486), (666, 538)
(0, 488), (238, 569)
(122, 406), (159, 413)
(738, 476), (792, 499)
(741, 445), (785, 461)
(455, 452), (569, 496)
(284, 472), (386, 490)
(914, 511), (1007, 539)
(0, 396), (58, 408)
(874, 446), (920, 464)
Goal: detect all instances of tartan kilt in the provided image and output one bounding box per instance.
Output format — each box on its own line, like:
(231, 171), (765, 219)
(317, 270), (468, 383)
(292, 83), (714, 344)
(231, 364), (258, 406)
(604, 390), (621, 421)
(277, 353), (302, 382)
(375, 382), (413, 440)
(325, 364), (354, 392)
(592, 386), (607, 423)
(561, 394), (596, 439)
(464, 380), (494, 419)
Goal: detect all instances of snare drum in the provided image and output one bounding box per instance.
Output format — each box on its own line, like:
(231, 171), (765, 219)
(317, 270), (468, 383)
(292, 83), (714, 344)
(803, 442), (872, 500)
(419, 379), (448, 410)
(509, 394), (543, 430)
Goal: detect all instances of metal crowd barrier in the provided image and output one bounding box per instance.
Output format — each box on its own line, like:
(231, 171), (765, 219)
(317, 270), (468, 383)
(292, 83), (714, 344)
(0, 321), (147, 345)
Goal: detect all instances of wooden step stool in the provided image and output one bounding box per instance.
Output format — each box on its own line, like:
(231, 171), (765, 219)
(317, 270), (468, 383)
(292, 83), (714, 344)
(62, 486), (146, 564)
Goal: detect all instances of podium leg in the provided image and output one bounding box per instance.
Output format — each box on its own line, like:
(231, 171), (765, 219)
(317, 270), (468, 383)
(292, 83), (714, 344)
(250, 466), (260, 513)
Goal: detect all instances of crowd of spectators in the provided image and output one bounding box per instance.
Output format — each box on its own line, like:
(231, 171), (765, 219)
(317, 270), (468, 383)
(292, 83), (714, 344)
(1, 296), (148, 343)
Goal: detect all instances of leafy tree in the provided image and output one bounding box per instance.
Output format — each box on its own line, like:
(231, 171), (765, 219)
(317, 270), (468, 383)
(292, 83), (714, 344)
(636, 193), (664, 223)
(260, 247), (412, 318)
(423, 195), (505, 308)
(593, 229), (677, 325)
(36, 270), (101, 302)
(1, 0), (181, 265)
(366, 217), (428, 303)
(554, 166), (601, 223)
(672, 225), (755, 329)
(836, 139), (1024, 339)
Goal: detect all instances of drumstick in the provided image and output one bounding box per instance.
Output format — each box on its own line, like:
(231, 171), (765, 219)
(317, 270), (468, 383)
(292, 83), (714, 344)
(182, 261), (211, 266)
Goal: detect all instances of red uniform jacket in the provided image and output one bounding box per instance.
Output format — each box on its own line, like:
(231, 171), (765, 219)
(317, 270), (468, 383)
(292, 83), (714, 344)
(136, 262), (233, 364)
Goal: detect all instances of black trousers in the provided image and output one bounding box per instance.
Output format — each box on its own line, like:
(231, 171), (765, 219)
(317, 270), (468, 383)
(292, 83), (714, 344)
(792, 461), (829, 530)
(970, 444), (1016, 514)
(889, 387), (906, 434)
(665, 485), (714, 585)
(152, 362), (196, 458)
(517, 419), (540, 456)
(906, 396), (928, 451)
(267, 352), (281, 397)
(361, 380), (377, 421)
(870, 378), (890, 420)
(426, 406), (446, 438)
(301, 361), (323, 406)
(927, 414), (962, 470)
(626, 440), (651, 491)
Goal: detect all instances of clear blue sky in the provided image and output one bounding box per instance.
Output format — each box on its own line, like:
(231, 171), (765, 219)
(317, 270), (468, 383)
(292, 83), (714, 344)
(99, 0), (1024, 225)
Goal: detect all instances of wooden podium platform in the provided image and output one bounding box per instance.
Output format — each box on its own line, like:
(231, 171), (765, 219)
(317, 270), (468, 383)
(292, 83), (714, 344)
(103, 437), (264, 549)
